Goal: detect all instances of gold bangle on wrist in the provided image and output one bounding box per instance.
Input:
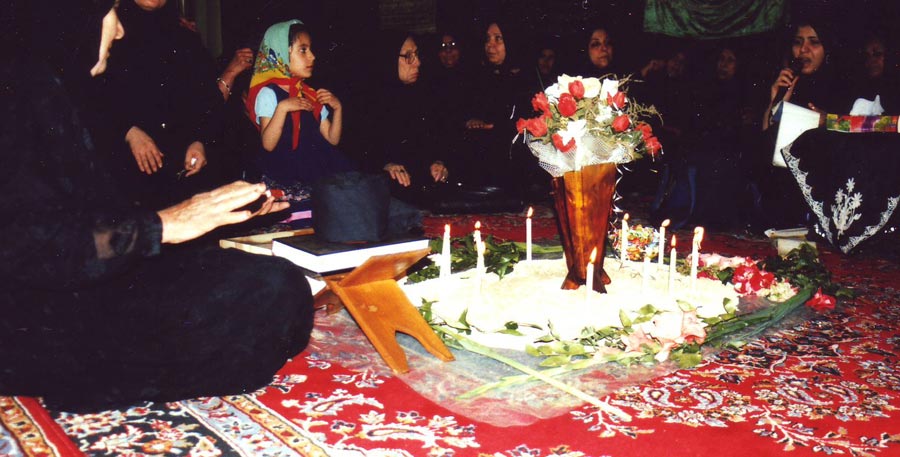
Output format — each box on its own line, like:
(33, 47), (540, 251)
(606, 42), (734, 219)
(216, 77), (232, 95)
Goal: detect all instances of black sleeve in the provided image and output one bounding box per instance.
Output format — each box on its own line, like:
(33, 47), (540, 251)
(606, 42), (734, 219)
(0, 64), (164, 291)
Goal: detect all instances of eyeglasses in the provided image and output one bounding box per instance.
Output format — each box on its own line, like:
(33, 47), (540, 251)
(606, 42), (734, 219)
(440, 42), (457, 51)
(399, 50), (419, 64)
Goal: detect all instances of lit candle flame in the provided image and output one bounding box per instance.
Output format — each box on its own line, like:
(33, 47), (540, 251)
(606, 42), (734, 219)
(444, 224), (450, 235)
(693, 226), (704, 250)
(475, 221), (481, 230)
(589, 247), (598, 263)
(671, 235), (677, 248)
(526, 206), (533, 218)
(623, 213), (630, 221)
(661, 219), (670, 228)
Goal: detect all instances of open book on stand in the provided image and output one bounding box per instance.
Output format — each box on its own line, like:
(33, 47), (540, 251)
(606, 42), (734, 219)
(272, 234), (431, 275)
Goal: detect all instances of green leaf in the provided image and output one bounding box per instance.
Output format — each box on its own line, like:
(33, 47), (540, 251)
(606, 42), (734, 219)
(619, 309), (633, 328)
(539, 355), (572, 367)
(670, 348), (703, 368)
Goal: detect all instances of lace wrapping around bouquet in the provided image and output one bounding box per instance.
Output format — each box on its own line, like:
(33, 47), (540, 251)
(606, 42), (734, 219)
(528, 133), (635, 178)
(551, 162), (617, 293)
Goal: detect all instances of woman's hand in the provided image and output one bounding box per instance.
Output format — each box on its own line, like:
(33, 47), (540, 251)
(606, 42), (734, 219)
(182, 141), (207, 177)
(430, 161), (449, 182)
(384, 163), (412, 187)
(125, 126), (164, 174)
(223, 48), (253, 79)
(466, 118), (494, 130)
(217, 48), (254, 99)
(769, 68), (797, 103)
(639, 58), (665, 78)
(157, 181), (288, 244)
(316, 89), (341, 111)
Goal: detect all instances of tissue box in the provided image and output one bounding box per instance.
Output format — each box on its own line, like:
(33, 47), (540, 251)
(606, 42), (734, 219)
(826, 114), (899, 133)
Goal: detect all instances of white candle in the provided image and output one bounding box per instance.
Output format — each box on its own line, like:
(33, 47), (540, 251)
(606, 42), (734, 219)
(641, 248), (651, 293)
(658, 219), (670, 271)
(441, 224), (451, 280)
(525, 207), (533, 262)
(668, 235), (677, 296)
(476, 239), (486, 293)
(585, 247), (597, 303)
(620, 213), (630, 265)
(473, 221), (482, 247)
(690, 227), (704, 292)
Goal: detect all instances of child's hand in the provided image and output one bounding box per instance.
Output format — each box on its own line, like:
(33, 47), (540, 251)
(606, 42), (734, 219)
(316, 89), (341, 111)
(278, 96), (314, 113)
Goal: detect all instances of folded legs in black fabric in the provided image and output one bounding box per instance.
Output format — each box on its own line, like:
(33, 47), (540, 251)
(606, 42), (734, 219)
(1, 246), (314, 413)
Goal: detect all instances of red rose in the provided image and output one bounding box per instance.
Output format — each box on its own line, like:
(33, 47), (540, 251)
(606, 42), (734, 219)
(558, 93), (578, 117)
(552, 134), (576, 153)
(611, 114), (630, 132)
(532, 92), (550, 114)
(645, 136), (662, 157)
(526, 117), (548, 137)
(732, 264), (775, 295)
(607, 91), (627, 109)
(636, 122), (653, 141)
(516, 118), (527, 133)
(568, 80), (585, 99)
(807, 288), (836, 312)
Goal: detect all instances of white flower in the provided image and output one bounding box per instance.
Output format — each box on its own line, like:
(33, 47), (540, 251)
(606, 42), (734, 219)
(582, 77), (601, 98)
(544, 83), (562, 102)
(595, 104), (614, 124)
(557, 74), (578, 90)
(559, 119), (586, 146)
(600, 78), (619, 99)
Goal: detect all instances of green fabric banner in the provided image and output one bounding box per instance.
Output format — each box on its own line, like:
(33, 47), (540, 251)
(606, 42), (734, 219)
(644, 0), (787, 39)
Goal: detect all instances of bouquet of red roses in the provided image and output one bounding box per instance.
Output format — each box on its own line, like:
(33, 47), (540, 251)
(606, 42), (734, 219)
(515, 75), (662, 177)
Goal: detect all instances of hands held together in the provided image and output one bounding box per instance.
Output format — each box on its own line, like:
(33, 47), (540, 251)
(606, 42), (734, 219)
(278, 89), (341, 113)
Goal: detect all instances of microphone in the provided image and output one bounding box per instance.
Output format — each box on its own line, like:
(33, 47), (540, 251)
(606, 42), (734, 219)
(773, 58), (805, 103)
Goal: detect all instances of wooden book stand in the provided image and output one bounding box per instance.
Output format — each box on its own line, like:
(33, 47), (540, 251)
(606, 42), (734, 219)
(314, 248), (455, 373)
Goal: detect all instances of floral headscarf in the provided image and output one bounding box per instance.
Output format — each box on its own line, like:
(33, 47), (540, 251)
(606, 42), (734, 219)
(246, 19), (323, 150)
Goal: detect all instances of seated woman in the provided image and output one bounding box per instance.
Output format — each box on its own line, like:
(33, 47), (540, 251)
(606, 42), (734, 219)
(246, 20), (354, 227)
(459, 20), (539, 197)
(362, 31), (450, 205)
(844, 33), (899, 113)
(102, 0), (227, 210)
(532, 37), (561, 90)
(762, 19), (842, 130)
(758, 18), (842, 228)
(682, 46), (757, 230)
(582, 26), (622, 77)
(2, 0), (314, 412)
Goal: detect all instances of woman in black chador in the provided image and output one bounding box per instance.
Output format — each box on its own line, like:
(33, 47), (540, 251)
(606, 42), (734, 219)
(101, 0), (226, 209)
(1, 0), (314, 412)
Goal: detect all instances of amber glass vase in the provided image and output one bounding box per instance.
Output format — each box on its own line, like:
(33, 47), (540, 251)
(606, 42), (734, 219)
(550, 163), (617, 293)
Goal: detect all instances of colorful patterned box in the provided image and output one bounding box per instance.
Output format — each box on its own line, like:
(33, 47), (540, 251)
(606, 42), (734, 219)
(825, 114), (899, 133)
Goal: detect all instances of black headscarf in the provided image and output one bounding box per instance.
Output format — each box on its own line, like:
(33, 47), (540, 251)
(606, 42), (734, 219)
(374, 30), (414, 87)
(478, 18), (522, 74)
(780, 17), (842, 112)
(117, 0), (181, 46)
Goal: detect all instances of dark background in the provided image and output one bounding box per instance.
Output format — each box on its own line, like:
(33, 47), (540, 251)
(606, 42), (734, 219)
(214, 0), (899, 89)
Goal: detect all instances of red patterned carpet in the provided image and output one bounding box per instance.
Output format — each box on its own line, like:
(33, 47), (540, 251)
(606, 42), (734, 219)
(3, 208), (900, 456)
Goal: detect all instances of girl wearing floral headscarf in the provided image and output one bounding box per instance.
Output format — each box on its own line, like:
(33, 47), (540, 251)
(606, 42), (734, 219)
(246, 20), (352, 217)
